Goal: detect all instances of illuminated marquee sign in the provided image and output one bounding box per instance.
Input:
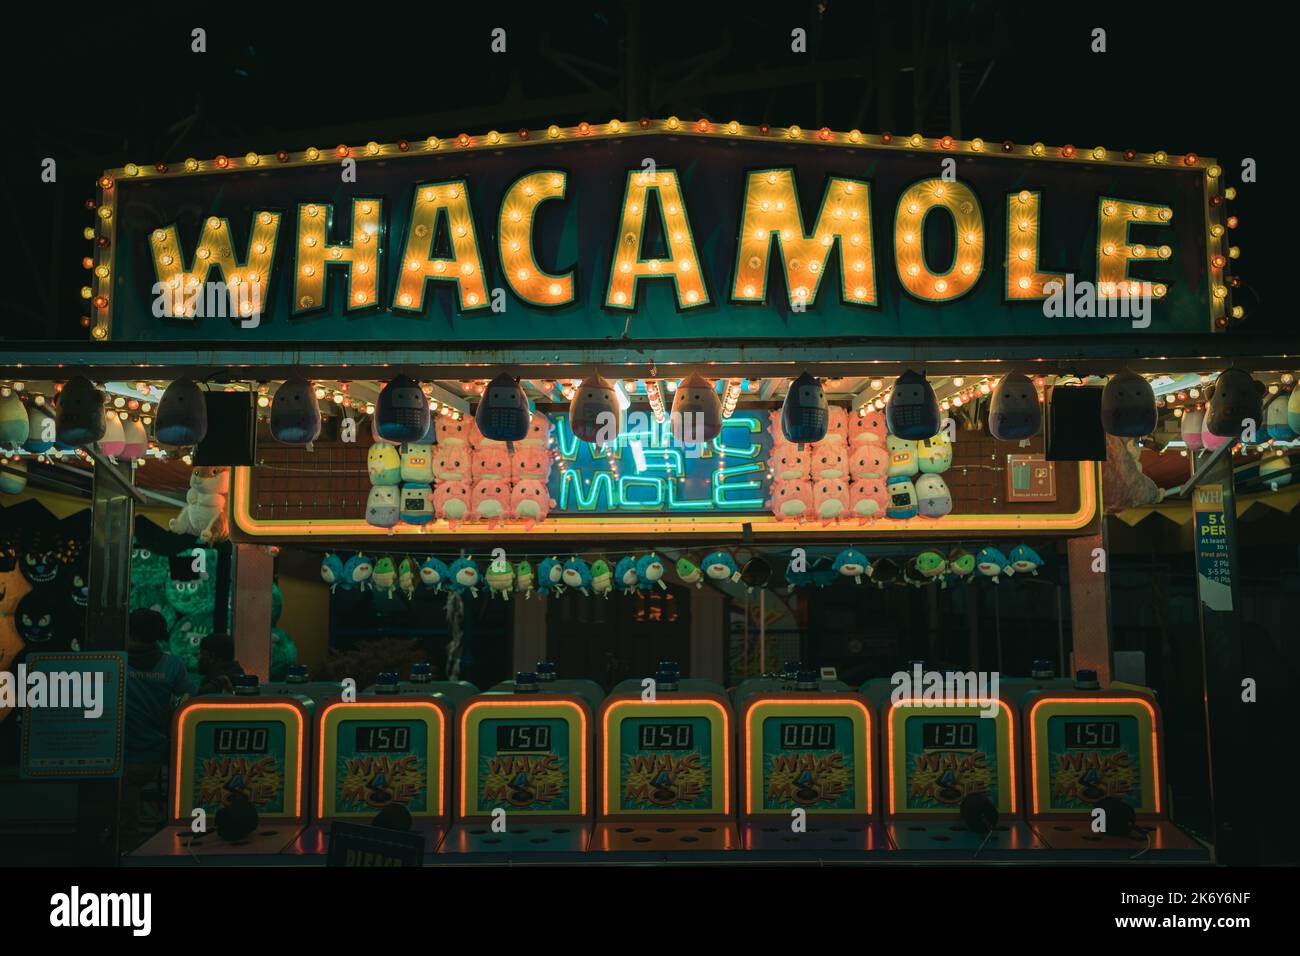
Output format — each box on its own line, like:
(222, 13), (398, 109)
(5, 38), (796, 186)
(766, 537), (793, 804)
(548, 410), (771, 515)
(89, 121), (1230, 343)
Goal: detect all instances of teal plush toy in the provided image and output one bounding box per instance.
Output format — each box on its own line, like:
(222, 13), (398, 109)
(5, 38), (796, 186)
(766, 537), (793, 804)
(447, 557), (481, 596)
(537, 557), (566, 596)
(614, 556), (639, 595)
(832, 547), (870, 585)
(635, 553), (668, 592)
(129, 546), (171, 616)
(561, 557), (593, 596)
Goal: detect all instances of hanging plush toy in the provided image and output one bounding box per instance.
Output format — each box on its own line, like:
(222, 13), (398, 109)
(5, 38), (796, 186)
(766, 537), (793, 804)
(15, 589), (64, 650)
(1205, 368), (1264, 438)
(537, 556), (566, 596)
(471, 445), (511, 480)
(614, 556), (640, 594)
(448, 557), (481, 596)
(562, 557), (593, 595)
(270, 378), (322, 445)
(371, 557), (398, 595)
(23, 404), (55, 454)
(401, 443), (435, 483)
(832, 548), (870, 585)
(121, 417), (148, 460)
(485, 556), (515, 600)
(740, 555), (772, 592)
(700, 551), (740, 583)
(419, 556), (452, 591)
(813, 479), (849, 523)
(0, 458), (26, 495)
(849, 479), (889, 522)
(1289, 386), (1300, 435)
(514, 559), (535, 598)
(916, 434), (952, 474)
(915, 550), (947, 580)
(590, 559), (613, 597)
(915, 474), (953, 519)
(988, 373), (1042, 440)
(670, 372), (723, 444)
(399, 483), (435, 525)
(434, 481), (472, 527)
(367, 444), (402, 484)
(433, 447), (472, 483)
(156, 377), (208, 446)
(902, 556), (932, 588)
(377, 375), (430, 443)
(398, 557), (418, 596)
(475, 373), (531, 452)
(1264, 392), (1297, 441)
(97, 410), (125, 458)
(471, 479), (510, 525)
(885, 476), (918, 519)
(366, 485), (401, 529)
(170, 467), (230, 543)
(865, 557), (898, 589)
(676, 557), (704, 588)
(780, 372), (829, 448)
(320, 553), (344, 591)
(771, 444), (812, 481)
(810, 443), (847, 480)
(850, 406), (887, 445)
(942, 548), (976, 588)
(569, 374), (621, 444)
(510, 480), (555, 528)
(343, 554), (374, 590)
(0, 393), (29, 448)
(769, 480), (812, 521)
(975, 547), (1011, 584)
(55, 376), (105, 446)
(636, 553), (668, 591)
(886, 370), (940, 439)
(1100, 369), (1157, 437)
(784, 558), (811, 591)
(1008, 544), (1045, 576)
(886, 435), (918, 477)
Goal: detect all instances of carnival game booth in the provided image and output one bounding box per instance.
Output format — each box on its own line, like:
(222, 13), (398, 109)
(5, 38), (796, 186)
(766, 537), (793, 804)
(1, 118), (1289, 865)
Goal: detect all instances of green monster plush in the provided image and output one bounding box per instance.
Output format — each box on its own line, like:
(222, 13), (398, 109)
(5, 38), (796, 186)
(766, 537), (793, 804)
(269, 582), (298, 681)
(129, 547), (171, 616)
(168, 613), (212, 679)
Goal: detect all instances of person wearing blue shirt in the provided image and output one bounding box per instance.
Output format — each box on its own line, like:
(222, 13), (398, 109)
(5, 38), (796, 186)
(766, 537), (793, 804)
(121, 608), (194, 849)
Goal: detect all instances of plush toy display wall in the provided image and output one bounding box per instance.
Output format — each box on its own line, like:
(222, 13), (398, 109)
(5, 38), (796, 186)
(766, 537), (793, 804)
(170, 466), (230, 543)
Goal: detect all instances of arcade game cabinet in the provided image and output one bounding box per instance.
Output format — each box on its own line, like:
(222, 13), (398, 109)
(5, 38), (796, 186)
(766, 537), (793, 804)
(735, 670), (887, 856)
(594, 669), (738, 857)
(440, 671), (596, 859)
(1021, 677), (1209, 862)
(127, 677), (312, 865)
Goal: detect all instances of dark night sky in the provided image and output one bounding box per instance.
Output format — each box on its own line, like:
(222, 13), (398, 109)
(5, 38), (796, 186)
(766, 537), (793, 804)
(1, 0), (1286, 343)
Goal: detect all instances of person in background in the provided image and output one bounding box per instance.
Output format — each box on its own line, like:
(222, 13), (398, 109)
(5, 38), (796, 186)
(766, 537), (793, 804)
(122, 608), (194, 850)
(195, 632), (244, 696)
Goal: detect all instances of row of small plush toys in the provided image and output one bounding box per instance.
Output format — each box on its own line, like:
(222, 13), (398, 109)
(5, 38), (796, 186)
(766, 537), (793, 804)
(818, 543), (1045, 589)
(320, 550), (758, 601)
(766, 407), (954, 524)
(365, 411), (557, 531)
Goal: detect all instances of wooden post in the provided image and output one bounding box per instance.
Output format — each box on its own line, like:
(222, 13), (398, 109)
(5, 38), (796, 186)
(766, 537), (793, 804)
(1067, 532), (1112, 684)
(231, 542), (273, 680)
(512, 595), (547, 674)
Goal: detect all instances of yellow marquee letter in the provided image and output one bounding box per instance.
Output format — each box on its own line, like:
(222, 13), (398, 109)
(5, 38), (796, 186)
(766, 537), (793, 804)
(605, 168), (708, 310)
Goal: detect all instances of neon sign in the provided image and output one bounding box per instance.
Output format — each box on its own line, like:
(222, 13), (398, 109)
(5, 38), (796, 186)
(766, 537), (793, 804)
(549, 410), (771, 514)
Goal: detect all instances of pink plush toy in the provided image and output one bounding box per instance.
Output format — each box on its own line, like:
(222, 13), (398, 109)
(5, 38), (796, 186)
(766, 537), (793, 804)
(849, 479), (889, 522)
(436, 416), (473, 446)
(466, 417), (484, 447)
(849, 443), (888, 480)
(850, 407), (888, 444)
(810, 442), (847, 479)
(471, 478), (511, 525)
(823, 406), (849, 444)
(471, 445), (511, 480)
(433, 447), (471, 482)
(770, 444), (811, 481)
(520, 411), (552, 449)
(814, 478), (849, 523)
(433, 480), (472, 527)
(510, 479), (556, 527)
(768, 479), (813, 521)
(511, 445), (552, 482)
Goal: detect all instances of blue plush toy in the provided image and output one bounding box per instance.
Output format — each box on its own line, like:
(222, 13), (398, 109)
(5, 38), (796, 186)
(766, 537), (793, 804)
(342, 554), (374, 591)
(635, 553), (668, 591)
(832, 547), (871, 585)
(447, 556), (481, 596)
(784, 557), (812, 591)
(614, 556), (640, 594)
(320, 553), (344, 592)
(700, 551), (739, 583)
(419, 556), (452, 591)
(975, 547), (1011, 584)
(561, 557), (593, 595)
(1008, 544), (1045, 576)
(537, 556), (566, 596)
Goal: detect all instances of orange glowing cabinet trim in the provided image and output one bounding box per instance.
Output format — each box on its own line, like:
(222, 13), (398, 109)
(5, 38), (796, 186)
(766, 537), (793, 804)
(884, 697), (1016, 816)
(1024, 695), (1162, 816)
(741, 696), (873, 816)
(316, 699), (449, 819)
(457, 698), (589, 817)
(172, 700), (307, 821)
(599, 698), (732, 817)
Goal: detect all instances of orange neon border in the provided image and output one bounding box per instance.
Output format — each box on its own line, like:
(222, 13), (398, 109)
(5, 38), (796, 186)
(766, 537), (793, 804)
(316, 699), (448, 820)
(599, 697), (732, 818)
(457, 698), (589, 818)
(172, 700), (306, 821)
(884, 697), (1016, 817)
(741, 696), (873, 817)
(229, 460), (1097, 539)
(1025, 695), (1162, 817)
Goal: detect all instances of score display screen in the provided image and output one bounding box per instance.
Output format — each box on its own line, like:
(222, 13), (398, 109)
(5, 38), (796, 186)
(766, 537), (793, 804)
(475, 718), (571, 813)
(759, 716), (855, 811)
(638, 723), (693, 751)
(902, 715), (999, 812)
(333, 719), (429, 814)
(618, 716), (713, 812)
(1045, 714), (1142, 810)
(190, 721), (287, 814)
(921, 720), (978, 750)
(496, 724), (552, 753)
